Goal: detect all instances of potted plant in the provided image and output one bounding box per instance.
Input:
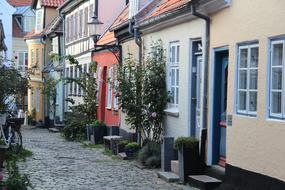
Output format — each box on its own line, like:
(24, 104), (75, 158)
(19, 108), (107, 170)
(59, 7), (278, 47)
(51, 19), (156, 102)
(174, 137), (200, 183)
(117, 140), (129, 154)
(0, 140), (8, 169)
(125, 142), (140, 158)
(91, 120), (106, 144)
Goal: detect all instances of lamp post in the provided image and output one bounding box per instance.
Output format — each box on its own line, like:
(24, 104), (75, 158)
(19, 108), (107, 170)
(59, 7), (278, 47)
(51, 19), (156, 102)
(88, 11), (122, 63)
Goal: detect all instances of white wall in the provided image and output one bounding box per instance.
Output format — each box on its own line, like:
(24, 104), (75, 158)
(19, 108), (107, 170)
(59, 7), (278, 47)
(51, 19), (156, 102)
(143, 19), (205, 138)
(0, 1), (15, 66)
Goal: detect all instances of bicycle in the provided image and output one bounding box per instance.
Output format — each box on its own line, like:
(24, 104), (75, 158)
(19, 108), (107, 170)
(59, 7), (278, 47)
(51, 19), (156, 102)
(0, 112), (23, 154)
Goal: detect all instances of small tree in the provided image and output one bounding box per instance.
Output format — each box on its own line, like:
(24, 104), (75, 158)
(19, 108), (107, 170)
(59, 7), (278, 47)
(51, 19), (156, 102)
(118, 40), (168, 143)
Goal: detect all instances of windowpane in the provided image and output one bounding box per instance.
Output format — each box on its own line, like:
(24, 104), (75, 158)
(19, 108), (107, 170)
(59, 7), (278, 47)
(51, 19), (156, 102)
(171, 46), (175, 64)
(249, 70), (258, 90)
(170, 87), (175, 103)
(271, 92), (282, 114)
(239, 70), (247, 89)
(272, 68), (283, 90)
(176, 69), (179, 86)
(238, 91), (247, 110)
(176, 45), (180, 63)
(250, 47), (259, 68)
(176, 87), (179, 105)
(273, 43), (283, 66)
(249, 91), (257, 112)
(171, 69), (175, 85)
(240, 48), (248, 68)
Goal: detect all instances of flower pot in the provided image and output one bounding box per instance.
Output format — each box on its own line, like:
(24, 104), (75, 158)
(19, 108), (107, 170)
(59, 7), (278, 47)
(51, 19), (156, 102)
(178, 143), (200, 183)
(0, 145), (8, 168)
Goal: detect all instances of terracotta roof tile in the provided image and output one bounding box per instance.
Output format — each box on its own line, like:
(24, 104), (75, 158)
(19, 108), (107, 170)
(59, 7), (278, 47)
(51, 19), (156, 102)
(7, 0), (32, 7)
(111, 6), (129, 30)
(41, 0), (64, 7)
(149, 0), (189, 18)
(97, 30), (116, 46)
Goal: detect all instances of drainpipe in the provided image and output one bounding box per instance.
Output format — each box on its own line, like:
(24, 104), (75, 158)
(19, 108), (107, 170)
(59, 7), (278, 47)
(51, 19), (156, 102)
(128, 19), (142, 145)
(190, 1), (210, 165)
(60, 13), (66, 124)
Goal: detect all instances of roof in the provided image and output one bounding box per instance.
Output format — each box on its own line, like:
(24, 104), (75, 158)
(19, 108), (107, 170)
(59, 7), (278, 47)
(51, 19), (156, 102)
(31, 0), (64, 9)
(14, 6), (30, 15)
(25, 16), (62, 40)
(111, 6), (129, 31)
(7, 0), (32, 7)
(97, 31), (116, 46)
(147, 0), (189, 19)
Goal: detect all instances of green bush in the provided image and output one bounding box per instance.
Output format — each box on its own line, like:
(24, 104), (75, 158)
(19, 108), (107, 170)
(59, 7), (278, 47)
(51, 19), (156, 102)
(91, 120), (105, 128)
(118, 140), (129, 147)
(125, 142), (140, 152)
(62, 108), (88, 141)
(174, 136), (199, 150)
(138, 142), (161, 168)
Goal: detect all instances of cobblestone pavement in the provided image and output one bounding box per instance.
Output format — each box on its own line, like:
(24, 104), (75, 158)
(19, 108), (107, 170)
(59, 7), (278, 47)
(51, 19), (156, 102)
(18, 127), (194, 190)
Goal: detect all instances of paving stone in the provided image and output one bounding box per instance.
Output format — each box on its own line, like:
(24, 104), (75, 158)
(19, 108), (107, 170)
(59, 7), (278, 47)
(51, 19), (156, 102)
(17, 128), (195, 190)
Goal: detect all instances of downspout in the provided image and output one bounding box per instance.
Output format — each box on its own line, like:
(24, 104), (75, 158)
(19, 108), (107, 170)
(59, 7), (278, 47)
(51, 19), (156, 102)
(128, 18), (142, 145)
(190, 1), (210, 165)
(60, 13), (66, 123)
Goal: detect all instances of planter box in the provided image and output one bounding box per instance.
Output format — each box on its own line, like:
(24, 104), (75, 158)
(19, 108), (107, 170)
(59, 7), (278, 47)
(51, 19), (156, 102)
(92, 126), (106, 144)
(125, 149), (138, 159)
(178, 143), (200, 183)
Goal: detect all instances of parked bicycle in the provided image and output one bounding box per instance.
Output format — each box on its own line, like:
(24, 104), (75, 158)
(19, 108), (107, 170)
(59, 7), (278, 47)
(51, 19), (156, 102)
(0, 111), (23, 153)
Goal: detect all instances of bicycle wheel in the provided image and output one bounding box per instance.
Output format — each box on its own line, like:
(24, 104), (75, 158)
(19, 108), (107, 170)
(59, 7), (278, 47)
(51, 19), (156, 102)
(10, 130), (22, 154)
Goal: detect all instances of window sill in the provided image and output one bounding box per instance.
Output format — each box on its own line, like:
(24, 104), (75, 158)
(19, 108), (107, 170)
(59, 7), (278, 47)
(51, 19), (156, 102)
(164, 108), (179, 117)
(106, 107), (112, 110)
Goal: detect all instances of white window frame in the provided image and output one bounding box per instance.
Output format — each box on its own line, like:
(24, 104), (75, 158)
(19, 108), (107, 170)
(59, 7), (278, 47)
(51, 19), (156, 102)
(168, 42), (180, 108)
(16, 52), (28, 71)
(107, 67), (113, 108)
(24, 16), (35, 32)
(236, 44), (259, 116)
(269, 40), (285, 119)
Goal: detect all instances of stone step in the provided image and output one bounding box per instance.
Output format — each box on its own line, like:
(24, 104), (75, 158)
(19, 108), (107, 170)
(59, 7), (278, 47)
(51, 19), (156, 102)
(205, 165), (225, 181)
(48, 128), (60, 133)
(188, 175), (222, 190)
(171, 160), (179, 175)
(118, 152), (127, 160)
(157, 171), (180, 183)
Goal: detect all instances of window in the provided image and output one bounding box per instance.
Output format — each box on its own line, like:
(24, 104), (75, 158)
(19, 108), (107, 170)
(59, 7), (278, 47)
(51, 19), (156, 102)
(269, 40), (285, 119)
(84, 7), (88, 37)
(71, 15), (74, 41)
(35, 9), (43, 33)
(66, 17), (69, 43)
(89, 4), (94, 35)
(79, 10), (83, 39)
(31, 50), (35, 65)
(169, 42), (180, 107)
(107, 67), (113, 108)
(74, 66), (77, 95)
(17, 52), (28, 71)
(66, 68), (69, 96)
(78, 65), (82, 96)
(36, 88), (40, 112)
(69, 67), (73, 95)
(237, 44), (259, 115)
(75, 12), (78, 41)
(83, 64), (87, 96)
(36, 49), (40, 65)
(24, 16), (35, 32)
(52, 37), (59, 54)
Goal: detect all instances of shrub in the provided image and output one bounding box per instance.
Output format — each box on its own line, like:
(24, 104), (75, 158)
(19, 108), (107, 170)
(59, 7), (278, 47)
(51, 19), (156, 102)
(125, 142), (140, 152)
(91, 120), (105, 128)
(118, 140), (129, 147)
(138, 142), (161, 168)
(174, 136), (199, 150)
(61, 108), (88, 141)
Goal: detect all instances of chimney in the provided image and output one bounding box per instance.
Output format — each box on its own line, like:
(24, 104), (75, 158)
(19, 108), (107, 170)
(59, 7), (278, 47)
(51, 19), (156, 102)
(129, 0), (139, 19)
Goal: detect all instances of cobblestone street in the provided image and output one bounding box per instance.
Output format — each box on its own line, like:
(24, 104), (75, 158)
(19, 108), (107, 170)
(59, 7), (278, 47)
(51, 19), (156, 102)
(18, 127), (191, 190)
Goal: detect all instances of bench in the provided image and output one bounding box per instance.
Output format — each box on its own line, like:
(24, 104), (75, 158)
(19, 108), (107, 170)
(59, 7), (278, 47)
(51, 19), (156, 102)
(103, 136), (122, 154)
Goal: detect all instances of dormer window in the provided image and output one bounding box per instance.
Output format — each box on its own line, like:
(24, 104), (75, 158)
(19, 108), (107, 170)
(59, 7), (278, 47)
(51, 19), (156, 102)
(15, 16), (23, 28)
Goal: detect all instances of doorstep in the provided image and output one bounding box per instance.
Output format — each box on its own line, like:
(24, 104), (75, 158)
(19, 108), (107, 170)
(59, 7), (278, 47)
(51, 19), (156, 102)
(157, 171), (180, 183)
(188, 175), (221, 190)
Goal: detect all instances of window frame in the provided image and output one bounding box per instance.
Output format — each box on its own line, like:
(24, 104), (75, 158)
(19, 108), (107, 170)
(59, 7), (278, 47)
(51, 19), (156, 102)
(107, 67), (113, 108)
(236, 43), (259, 116)
(168, 42), (180, 108)
(269, 39), (285, 119)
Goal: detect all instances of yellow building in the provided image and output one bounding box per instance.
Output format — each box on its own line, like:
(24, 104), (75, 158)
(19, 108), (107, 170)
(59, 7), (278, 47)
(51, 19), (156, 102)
(25, 0), (64, 122)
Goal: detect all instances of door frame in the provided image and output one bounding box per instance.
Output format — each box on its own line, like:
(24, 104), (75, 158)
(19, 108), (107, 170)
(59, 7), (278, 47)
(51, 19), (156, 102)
(207, 46), (229, 165)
